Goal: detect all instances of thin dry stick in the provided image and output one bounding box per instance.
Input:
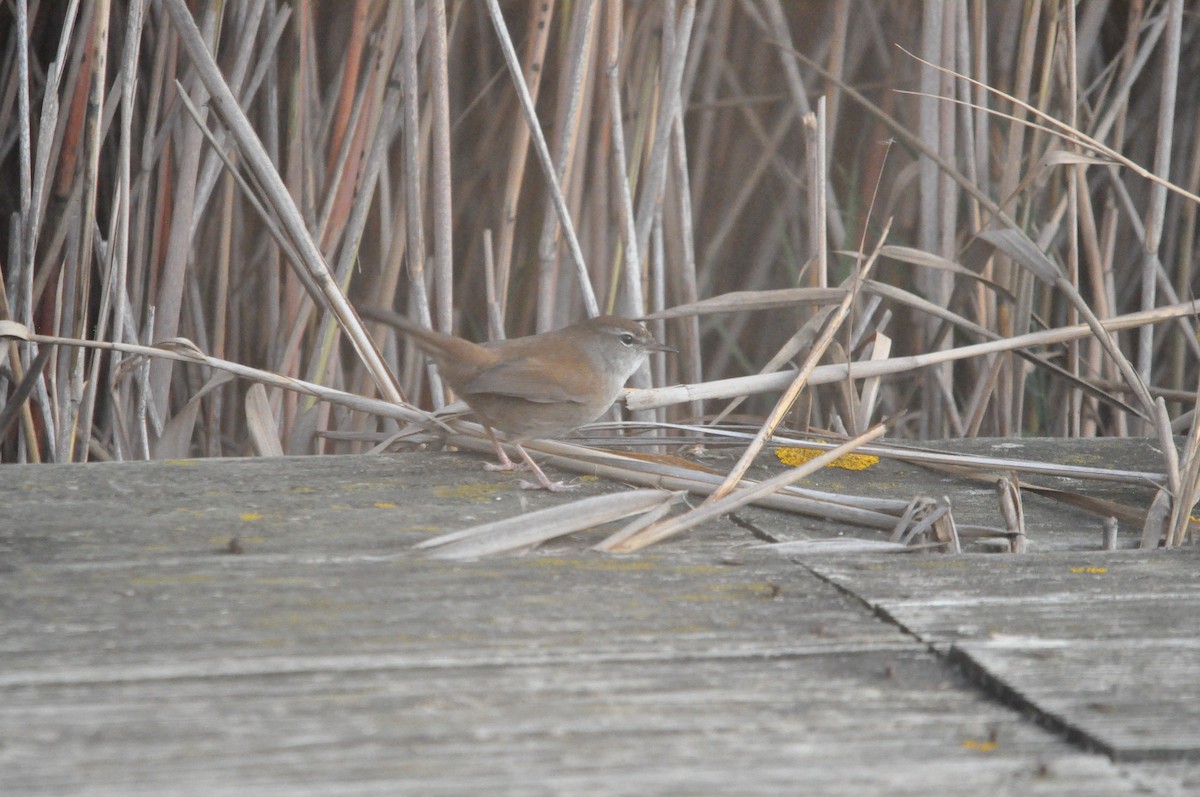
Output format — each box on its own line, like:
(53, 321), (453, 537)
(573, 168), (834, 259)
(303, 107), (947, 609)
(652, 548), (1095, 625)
(757, 0), (846, 248)
(483, 0), (598, 318)
(494, 1), (553, 320)
(150, 4), (214, 422)
(1137, 0), (1184, 388)
(107, 0), (147, 461)
(628, 298), (1200, 412)
(705, 219), (887, 505)
(442, 428), (907, 529)
(309, 57), (402, 409)
(71, 0), (112, 462)
(534, 0), (597, 330)
(397, 0), (440, 404)
(1063, 4), (1082, 437)
(189, 2), (271, 239)
(0, 321), (430, 428)
(666, 94), (702, 420)
(633, 0), (695, 271)
(427, 0), (453, 333)
(605, 2), (643, 317)
(599, 424), (888, 553)
(160, 0), (402, 405)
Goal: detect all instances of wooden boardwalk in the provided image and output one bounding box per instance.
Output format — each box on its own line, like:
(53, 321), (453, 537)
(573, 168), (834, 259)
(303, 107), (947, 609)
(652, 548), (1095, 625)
(2, 439), (1198, 795)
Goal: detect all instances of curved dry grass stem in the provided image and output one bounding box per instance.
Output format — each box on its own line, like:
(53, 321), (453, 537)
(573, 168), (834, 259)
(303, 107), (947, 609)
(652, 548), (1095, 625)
(895, 46), (1200, 209)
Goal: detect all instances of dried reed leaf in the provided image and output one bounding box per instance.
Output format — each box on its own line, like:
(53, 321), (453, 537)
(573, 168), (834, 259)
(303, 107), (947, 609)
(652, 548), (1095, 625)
(153, 372), (232, 459)
(1039, 149), (1115, 168)
(415, 489), (681, 559)
(878, 245), (1015, 300)
(977, 228), (1064, 285)
(245, 383), (283, 457)
(854, 331), (891, 432)
(995, 475), (1027, 553)
(153, 399), (201, 460)
(644, 288), (846, 320)
(1140, 489), (1171, 549)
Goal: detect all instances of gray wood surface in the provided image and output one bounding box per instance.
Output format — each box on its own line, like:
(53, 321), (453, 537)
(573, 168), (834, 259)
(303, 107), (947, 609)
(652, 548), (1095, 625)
(811, 550), (1200, 762)
(1, 441), (1197, 794)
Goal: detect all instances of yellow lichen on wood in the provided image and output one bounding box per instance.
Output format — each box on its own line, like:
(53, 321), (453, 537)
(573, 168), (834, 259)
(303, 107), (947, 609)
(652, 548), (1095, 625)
(775, 445), (879, 471)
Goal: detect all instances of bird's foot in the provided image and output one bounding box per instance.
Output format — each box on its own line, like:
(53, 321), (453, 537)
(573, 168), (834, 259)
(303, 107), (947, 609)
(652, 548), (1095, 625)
(484, 460), (529, 473)
(508, 443), (577, 491)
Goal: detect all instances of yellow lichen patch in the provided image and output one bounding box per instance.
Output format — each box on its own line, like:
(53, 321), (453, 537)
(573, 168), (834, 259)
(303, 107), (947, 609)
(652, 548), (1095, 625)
(1069, 566), (1107, 575)
(373, 501), (398, 509)
(775, 445), (878, 471)
(962, 738), (998, 753)
(432, 482), (506, 502)
(240, 512), (265, 521)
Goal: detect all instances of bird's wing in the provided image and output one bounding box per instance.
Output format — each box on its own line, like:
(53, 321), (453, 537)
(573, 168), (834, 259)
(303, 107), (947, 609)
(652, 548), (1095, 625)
(463, 357), (588, 405)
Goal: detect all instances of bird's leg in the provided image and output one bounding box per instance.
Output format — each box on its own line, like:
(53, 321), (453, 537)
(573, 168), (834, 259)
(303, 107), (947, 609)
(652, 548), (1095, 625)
(481, 425), (528, 472)
(479, 425), (574, 491)
(513, 443), (578, 492)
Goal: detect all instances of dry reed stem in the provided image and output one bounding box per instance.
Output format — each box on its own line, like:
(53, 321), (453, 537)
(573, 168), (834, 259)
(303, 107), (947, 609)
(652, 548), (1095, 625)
(629, 298), (1200, 412)
(484, 0), (597, 320)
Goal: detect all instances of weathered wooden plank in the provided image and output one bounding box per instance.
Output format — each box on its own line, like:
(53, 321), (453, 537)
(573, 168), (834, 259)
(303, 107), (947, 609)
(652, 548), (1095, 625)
(2, 650), (1140, 796)
(811, 550), (1200, 762)
(0, 446), (1191, 793)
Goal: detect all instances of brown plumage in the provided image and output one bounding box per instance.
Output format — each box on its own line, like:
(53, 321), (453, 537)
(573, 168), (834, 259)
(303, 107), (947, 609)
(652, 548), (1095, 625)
(365, 309), (673, 490)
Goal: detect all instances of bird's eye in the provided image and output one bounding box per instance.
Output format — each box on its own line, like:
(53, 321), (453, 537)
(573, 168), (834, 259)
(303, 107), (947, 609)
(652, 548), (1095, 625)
(619, 333), (636, 346)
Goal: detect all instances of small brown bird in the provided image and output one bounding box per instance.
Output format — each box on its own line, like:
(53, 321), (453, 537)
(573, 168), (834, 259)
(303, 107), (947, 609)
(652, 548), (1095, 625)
(366, 309), (674, 490)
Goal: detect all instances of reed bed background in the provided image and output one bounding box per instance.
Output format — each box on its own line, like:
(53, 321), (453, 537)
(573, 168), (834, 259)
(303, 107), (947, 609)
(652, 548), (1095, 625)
(2, 1), (1198, 542)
